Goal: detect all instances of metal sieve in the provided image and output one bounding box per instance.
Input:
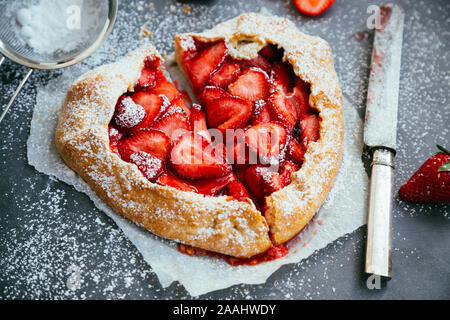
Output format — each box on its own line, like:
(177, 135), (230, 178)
(0, 0), (118, 124)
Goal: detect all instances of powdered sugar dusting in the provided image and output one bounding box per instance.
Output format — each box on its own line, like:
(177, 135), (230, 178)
(115, 97), (146, 128)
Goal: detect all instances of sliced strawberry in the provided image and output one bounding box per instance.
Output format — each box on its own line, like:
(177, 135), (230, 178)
(239, 55), (271, 74)
(129, 151), (164, 181)
(156, 172), (198, 193)
(228, 136), (249, 166)
(286, 80), (313, 117)
(200, 86), (231, 104)
(267, 89), (298, 132)
(179, 89), (193, 107)
(245, 122), (287, 159)
(293, 0), (336, 16)
(300, 114), (320, 144)
(108, 125), (124, 142)
(280, 160), (300, 186)
(190, 104), (211, 142)
(270, 62), (295, 93)
(150, 77), (181, 103)
(241, 165), (283, 199)
(259, 44), (283, 63)
(250, 100), (273, 125)
(170, 133), (232, 180)
(208, 60), (241, 88)
(135, 65), (156, 91)
(228, 68), (270, 102)
(108, 126), (124, 156)
(153, 111), (190, 142)
(168, 96), (191, 118)
(114, 96), (146, 130)
(185, 40), (228, 89)
(206, 96), (252, 133)
(226, 180), (250, 201)
(118, 129), (170, 161)
(212, 142), (229, 163)
(130, 92), (165, 130)
(287, 138), (305, 165)
(192, 172), (236, 196)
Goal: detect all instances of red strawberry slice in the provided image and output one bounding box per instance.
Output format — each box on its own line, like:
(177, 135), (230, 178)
(114, 96), (146, 130)
(399, 145), (450, 203)
(201, 86), (231, 104)
(150, 76), (181, 103)
(185, 40), (228, 90)
(250, 100), (273, 125)
(206, 96), (252, 133)
(108, 126), (124, 156)
(226, 133), (249, 166)
(208, 60), (241, 88)
(189, 104), (211, 142)
(270, 62), (295, 93)
(179, 89), (193, 107)
(268, 89), (298, 132)
(241, 165), (283, 199)
(245, 122), (287, 159)
(233, 140), (249, 166)
(228, 68), (270, 102)
(170, 133), (232, 180)
(135, 65), (156, 91)
(211, 142), (229, 163)
(156, 172), (198, 193)
(129, 151), (164, 181)
(166, 96), (191, 118)
(118, 129), (170, 161)
(192, 172), (236, 196)
(130, 92), (164, 130)
(221, 129), (247, 166)
(108, 125), (124, 142)
(153, 111), (190, 142)
(280, 160), (300, 186)
(300, 114), (320, 145)
(239, 55), (271, 74)
(286, 80), (313, 117)
(226, 180), (250, 201)
(293, 0), (336, 16)
(109, 141), (120, 156)
(259, 45), (283, 63)
(287, 138), (305, 165)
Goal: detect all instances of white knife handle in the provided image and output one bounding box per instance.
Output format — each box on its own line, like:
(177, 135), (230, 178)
(365, 148), (394, 278)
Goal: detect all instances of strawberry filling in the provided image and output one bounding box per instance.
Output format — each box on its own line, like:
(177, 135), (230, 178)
(108, 43), (321, 264)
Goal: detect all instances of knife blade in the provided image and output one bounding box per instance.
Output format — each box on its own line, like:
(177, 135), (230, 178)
(364, 2), (404, 279)
(364, 2), (404, 149)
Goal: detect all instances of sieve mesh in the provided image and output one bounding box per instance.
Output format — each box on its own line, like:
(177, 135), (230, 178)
(0, 0), (116, 69)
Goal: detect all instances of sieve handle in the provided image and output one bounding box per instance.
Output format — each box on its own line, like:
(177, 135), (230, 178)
(0, 58), (33, 124)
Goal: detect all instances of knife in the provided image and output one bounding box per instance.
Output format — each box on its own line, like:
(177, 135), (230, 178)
(364, 2), (404, 279)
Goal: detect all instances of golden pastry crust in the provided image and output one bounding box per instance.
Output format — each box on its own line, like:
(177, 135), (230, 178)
(56, 13), (343, 259)
(55, 45), (271, 258)
(175, 13), (344, 244)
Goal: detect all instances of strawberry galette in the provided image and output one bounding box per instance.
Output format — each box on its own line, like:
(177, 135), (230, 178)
(55, 13), (344, 261)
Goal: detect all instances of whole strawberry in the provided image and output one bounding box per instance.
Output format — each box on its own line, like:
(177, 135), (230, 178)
(293, 0), (336, 16)
(398, 145), (450, 203)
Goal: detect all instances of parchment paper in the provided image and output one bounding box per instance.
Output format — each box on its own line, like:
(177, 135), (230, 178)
(27, 57), (368, 297)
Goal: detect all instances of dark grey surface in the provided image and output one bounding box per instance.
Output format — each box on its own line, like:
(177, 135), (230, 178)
(0, 0), (449, 299)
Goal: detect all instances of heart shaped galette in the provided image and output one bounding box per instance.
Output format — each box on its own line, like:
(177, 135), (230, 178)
(55, 13), (344, 261)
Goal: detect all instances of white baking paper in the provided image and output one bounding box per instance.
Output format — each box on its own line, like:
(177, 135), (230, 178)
(27, 57), (368, 297)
